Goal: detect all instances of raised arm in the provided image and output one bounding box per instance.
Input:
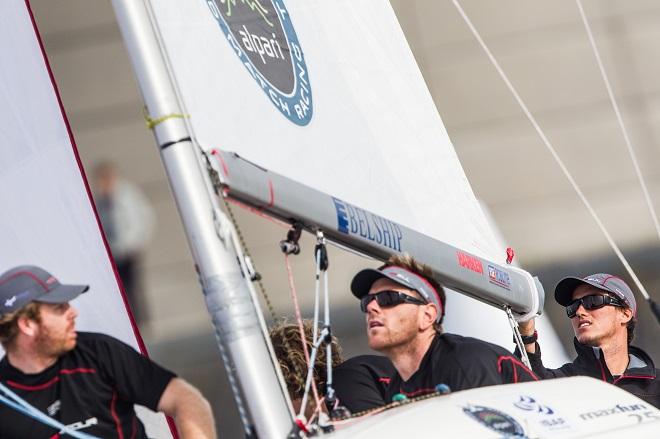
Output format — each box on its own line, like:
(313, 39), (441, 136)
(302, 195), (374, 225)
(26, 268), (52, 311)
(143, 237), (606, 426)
(518, 319), (537, 353)
(515, 318), (570, 379)
(157, 378), (217, 439)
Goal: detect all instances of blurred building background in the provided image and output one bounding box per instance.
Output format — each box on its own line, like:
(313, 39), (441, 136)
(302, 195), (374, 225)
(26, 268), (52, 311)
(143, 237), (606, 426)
(29, 1), (660, 437)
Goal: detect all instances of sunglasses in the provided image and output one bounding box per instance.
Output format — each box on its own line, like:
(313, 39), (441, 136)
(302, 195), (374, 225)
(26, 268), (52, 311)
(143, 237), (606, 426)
(360, 290), (426, 312)
(566, 294), (624, 318)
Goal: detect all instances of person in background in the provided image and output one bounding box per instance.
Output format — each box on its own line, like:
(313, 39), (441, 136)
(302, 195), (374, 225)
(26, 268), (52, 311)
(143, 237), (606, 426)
(352, 254), (537, 403)
(93, 161), (155, 325)
(517, 273), (659, 407)
(0, 265), (216, 438)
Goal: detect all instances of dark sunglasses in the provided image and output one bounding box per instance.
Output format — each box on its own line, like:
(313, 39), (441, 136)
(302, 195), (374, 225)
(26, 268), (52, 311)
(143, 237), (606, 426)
(360, 290), (426, 312)
(566, 294), (624, 318)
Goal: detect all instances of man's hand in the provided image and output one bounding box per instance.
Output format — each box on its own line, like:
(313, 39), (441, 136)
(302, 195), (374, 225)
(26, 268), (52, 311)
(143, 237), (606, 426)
(517, 319), (537, 354)
(157, 378), (216, 439)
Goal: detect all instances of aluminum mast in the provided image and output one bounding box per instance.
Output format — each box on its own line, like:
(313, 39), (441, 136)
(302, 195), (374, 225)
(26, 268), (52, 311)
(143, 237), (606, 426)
(111, 1), (293, 437)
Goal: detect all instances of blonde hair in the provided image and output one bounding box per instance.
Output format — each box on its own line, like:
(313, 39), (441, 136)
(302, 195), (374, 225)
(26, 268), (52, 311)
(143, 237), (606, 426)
(269, 319), (342, 399)
(0, 302), (41, 349)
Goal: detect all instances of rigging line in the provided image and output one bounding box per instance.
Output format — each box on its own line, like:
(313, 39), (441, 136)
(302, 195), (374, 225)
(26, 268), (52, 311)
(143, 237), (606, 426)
(216, 166), (327, 419)
(0, 383), (99, 439)
(312, 247), (322, 346)
(299, 328), (329, 422)
(452, 0), (652, 301)
(284, 254), (321, 410)
(576, 0), (660, 243)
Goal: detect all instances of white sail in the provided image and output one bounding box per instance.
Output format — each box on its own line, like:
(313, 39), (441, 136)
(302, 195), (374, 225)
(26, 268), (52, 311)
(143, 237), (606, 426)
(149, 0), (497, 258)
(144, 0), (564, 353)
(0, 2), (169, 436)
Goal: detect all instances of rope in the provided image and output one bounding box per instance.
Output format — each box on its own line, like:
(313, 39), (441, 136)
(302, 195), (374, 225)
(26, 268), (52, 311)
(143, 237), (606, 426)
(208, 151), (330, 426)
(284, 255), (322, 417)
(452, 0), (652, 301)
(142, 106), (189, 130)
(297, 234), (336, 430)
(224, 196), (291, 229)
(505, 306), (531, 369)
(576, 0), (660, 244)
(0, 382), (99, 439)
(220, 194), (282, 317)
(329, 388), (448, 427)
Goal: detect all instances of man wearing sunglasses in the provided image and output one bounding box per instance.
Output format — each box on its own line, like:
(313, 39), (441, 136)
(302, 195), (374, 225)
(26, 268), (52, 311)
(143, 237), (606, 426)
(517, 273), (659, 407)
(351, 255), (537, 404)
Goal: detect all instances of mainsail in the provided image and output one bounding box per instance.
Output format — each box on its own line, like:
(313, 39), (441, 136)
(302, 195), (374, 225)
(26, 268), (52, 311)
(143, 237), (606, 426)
(141, 0), (564, 351)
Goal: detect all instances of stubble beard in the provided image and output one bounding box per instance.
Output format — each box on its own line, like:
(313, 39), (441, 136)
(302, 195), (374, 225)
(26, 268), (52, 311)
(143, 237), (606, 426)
(35, 326), (77, 360)
(368, 324), (418, 355)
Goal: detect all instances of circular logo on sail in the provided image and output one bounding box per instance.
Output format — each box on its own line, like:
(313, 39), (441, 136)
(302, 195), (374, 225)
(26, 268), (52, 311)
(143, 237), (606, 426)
(206, 0), (313, 126)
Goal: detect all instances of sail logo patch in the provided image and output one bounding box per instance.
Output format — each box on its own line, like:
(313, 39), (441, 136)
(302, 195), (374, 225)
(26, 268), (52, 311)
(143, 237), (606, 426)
(463, 405), (526, 436)
(513, 395), (554, 415)
(488, 265), (511, 290)
(512, 395), (571, 431)
(332, 198), (403, 251)
(206, 0), (313, 125)
(457, 251), (483, 274)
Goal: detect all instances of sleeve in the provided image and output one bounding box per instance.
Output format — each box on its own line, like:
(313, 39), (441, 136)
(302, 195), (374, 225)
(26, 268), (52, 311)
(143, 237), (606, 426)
(93, 334), (177, 410)
(496, 353), (539, 383)
(440, 341), (534, 390)
(513, 343), (569, 379)
(333, 356), (392, 413)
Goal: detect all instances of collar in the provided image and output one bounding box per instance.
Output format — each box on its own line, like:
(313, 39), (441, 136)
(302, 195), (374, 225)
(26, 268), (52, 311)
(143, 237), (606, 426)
(574, 338), (656, 380)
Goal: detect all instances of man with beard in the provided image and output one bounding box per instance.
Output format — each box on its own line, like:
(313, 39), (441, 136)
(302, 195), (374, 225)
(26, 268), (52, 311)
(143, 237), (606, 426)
(351, 254), (537, 402)
(0, 265), (216, 438)
(517, 274), (659, 407)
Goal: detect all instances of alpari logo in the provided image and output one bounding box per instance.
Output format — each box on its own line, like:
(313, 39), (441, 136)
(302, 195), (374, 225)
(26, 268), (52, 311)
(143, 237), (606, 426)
(206, 0), (313, 125)
(332, 198), (403, 252)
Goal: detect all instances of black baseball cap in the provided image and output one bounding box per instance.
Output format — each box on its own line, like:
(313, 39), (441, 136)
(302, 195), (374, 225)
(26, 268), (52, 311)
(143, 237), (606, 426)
(554, 273), (637, 315)
(0, 265), (89, 317)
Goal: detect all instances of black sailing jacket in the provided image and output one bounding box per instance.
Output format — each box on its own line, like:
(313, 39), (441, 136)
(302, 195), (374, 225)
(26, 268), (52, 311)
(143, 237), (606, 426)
(517, 338), (660, 408)
(385, 333), (538, 402)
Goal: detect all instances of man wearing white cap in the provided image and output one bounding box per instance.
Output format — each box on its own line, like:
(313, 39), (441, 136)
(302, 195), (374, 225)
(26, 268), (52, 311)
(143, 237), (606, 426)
(352, 254), (537, 403)
(518, 273), (659, 407)
(0, 265), (216, 438)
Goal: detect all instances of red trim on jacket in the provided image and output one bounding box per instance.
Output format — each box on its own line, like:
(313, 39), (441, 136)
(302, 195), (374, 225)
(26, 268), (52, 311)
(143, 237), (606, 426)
(6, 368), (96, 391)
(399, 387), (436, 397)
(110, 390), (124, 439)
(497, 355), (539, 382)
(613, 374), (656, 384)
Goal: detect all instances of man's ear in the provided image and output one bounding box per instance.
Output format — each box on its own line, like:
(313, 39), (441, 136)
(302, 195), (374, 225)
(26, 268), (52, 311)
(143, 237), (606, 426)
(618, 307), (633, 325)
(419, 303), (437, 331)
(16, 314), (39, 337)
